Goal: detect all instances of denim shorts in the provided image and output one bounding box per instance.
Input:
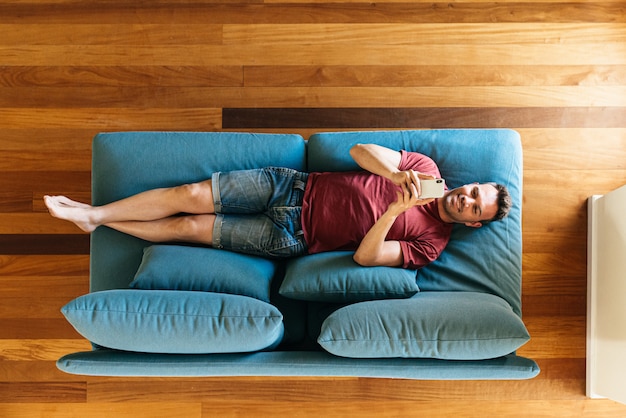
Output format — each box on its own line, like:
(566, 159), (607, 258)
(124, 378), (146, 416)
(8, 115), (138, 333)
(212, 167), (309, 259)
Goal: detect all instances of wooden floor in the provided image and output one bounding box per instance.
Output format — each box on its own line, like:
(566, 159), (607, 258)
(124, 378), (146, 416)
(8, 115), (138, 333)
(1, 0), (626, 416)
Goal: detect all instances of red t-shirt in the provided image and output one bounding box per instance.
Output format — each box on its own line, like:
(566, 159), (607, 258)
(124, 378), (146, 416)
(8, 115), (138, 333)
(301, 151), (453, 269)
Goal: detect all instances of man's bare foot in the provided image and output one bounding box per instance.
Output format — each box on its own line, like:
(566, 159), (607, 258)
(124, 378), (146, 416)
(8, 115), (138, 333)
(43, 195), (99, 233)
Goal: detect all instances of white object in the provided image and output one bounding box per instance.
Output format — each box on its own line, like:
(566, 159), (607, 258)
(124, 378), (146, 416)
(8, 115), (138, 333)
(420, 178), (445, 199)
(587, 185), (626, 404)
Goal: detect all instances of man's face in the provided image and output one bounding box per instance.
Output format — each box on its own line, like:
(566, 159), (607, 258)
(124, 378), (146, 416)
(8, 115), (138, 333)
(440, 183), (499, 227)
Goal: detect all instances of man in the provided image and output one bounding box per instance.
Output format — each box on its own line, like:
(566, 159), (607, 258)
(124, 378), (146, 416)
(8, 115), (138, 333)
(44, 143), (511, 269)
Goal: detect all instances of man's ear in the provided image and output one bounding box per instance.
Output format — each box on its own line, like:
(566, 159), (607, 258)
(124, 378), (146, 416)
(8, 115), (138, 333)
(465, 221), (483, 228)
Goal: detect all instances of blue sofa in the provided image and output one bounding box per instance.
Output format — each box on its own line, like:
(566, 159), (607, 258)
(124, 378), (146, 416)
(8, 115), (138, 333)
(57, 129), (540, 379)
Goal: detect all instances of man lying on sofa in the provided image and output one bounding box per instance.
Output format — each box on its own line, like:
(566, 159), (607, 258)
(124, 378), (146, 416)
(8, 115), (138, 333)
(44, 143), (511, 270)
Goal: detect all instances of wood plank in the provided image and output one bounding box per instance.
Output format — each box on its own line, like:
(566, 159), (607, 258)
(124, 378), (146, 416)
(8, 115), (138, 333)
(0, 108), (221, 130)
(223, 23), (626, 45)
(244, 65), (626, 87)
(522, 253), (586, 282)
(0, 276), (88, 298)
(520, 128), (626, 170)
(0, 24), (223, 45)
(88, 378), (586, 402)
(201, 400), (626, 417)
(0, 171), (90, 192)
(0, 340), (91, 362)
(524, 170), (626, 192)
(0, 255), (89, 276)
(4, 86), (626, 109)
(0, 403), (202, 418)
(521, 191), (588, 232)
(0, 235), (89, 254)
(0, 149), (91, 171)
(522, 295), (587, 316)
(0, 382), (86, 403)
(264, 0), (623, 4)
(0, 191), (32, 212)
(2, 43), (625, 66)
(4, 86), (626, 108)
(223, 107), (626, 128)
(0, 66), (244, 87)
(0, 214), (86, 234)
(522, 230), (587, 254)
(519, 317), (586, 359)
(532, 358), (586, 380)
(1, 3), (624, 24)
(522, 274), (586, 297)
(0, 361), (86, 382)
(0, 319), (80, 339)
(0, 297), (75, 319)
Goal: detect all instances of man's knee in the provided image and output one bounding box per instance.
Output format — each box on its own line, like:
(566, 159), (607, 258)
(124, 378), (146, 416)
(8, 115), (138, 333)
(173, 215), (215, 244)
(175, 181), (214, 212)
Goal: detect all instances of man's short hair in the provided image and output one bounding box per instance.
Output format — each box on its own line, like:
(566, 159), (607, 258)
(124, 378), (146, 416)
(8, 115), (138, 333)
(490, 183), (512, 222)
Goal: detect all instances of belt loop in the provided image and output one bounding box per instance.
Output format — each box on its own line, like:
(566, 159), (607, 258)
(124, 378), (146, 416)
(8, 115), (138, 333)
(294, 172), (308, 191)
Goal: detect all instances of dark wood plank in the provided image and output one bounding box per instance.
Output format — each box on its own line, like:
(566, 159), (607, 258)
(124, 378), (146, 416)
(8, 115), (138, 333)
(0, 235), (89, 255)
(223, 107), (626, 129)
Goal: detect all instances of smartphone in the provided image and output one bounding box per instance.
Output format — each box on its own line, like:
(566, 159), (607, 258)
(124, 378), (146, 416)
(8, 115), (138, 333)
(419, 178), (446, 199)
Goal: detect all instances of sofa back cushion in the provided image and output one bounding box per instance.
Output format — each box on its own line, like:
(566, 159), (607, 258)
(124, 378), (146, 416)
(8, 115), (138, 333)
(90, 132), (306, 291)
(307, 129), (523, 315)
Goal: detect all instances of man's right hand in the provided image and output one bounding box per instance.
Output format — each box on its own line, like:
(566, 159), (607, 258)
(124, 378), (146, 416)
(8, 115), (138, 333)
(391, 169), (435, 199)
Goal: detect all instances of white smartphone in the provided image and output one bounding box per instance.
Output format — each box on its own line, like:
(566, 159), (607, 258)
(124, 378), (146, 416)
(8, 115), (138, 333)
(419, 178), (446, 199)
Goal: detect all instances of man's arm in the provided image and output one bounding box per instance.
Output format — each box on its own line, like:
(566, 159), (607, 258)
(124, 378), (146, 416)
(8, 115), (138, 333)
(350, 144), (434, 267)
(352, 193), (407, 267)
(350, 143), (432, 196)
(349, 143), (402, 180)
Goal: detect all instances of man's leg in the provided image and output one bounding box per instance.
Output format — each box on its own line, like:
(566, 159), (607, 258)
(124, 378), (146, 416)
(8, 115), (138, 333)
(44, 180), (215, 233)
(106, 214), (216, 245)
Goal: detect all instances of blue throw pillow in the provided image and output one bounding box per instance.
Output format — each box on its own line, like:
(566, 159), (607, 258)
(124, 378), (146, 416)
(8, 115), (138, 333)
(318, 292), (530, 360)
(129, 245), (276, 303)
(62, 290), (284, 354)
(279, 252), (419, 303)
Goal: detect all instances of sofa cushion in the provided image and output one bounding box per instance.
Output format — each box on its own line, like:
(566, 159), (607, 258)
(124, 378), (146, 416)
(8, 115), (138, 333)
(307, 129), (523, 316)
(279, 252), (419, 303)
(318, 292), (530, 360)
(62, 290), (284, 354)
(90, 132), (306, 291)
(130, 245), (275, 302)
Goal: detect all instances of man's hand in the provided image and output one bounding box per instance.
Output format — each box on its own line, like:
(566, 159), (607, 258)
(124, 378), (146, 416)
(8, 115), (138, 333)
(390, 170), (436, 207)
(353, 179), (435, 268)
(388, 187), (435, 217)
